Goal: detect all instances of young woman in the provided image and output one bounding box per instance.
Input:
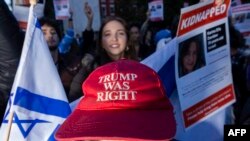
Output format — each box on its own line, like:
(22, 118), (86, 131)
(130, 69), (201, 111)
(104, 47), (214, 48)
(69, 16), (138, 102)
(97, 16), (137, 63)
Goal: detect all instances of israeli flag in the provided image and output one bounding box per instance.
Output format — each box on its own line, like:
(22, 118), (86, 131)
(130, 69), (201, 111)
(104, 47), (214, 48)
(0, 5), (71, 141)
(141, 38), (176, 97)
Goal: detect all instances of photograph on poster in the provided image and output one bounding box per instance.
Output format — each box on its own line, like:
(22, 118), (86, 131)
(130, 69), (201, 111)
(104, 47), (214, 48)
(178, 34), (206, 77)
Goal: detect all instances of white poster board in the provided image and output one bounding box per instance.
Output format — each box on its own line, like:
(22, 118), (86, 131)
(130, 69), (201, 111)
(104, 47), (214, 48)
(53, 0), (70, 20)
(67, 0), (101, 34)
(148, 0), (164, 22)
(13, 0), (45, 29)
(175, 0), (235, 129)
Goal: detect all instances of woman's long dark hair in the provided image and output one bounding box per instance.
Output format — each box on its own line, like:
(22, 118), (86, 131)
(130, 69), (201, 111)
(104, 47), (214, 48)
(179, 35), (205, 77)
(95, 16), (138, 65)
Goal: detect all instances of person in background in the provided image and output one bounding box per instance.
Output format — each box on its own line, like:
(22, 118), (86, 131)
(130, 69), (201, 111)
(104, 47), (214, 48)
(39, 17), (62, 64)
(39, 3), (94, 101)
(128, 23), (142, 60)
(139, 10), (155, 59)
(240, 56), (250, 125)
(0, 0), (24, 127)
(39, 16), (80, 96)
(80, 2), (95, 55)
(68, 16), (138, 102)
(228, 20), (250, 124)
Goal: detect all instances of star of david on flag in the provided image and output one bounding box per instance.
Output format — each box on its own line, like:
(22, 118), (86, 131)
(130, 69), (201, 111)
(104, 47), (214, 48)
(0, 4), (71, 141)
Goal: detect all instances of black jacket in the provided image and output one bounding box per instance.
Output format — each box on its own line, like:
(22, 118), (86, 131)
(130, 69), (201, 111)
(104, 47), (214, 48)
(0, 1), (24, 93)
(0, 1), (24, 125)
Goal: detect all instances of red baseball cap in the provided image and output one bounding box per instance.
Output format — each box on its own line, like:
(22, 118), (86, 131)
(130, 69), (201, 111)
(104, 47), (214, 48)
(55, 59), (176, 141)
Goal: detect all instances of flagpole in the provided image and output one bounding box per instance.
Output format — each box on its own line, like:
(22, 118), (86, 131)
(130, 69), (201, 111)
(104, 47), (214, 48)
(4, 111), (14, 141)
(30, 0), (38, 6)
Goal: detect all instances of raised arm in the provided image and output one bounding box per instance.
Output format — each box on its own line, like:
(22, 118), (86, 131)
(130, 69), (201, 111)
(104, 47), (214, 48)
(84, 2), (93, 31)
(81, 2), (94, 54)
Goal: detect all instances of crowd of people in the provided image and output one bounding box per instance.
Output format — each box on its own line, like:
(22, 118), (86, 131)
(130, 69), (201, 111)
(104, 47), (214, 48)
(0, 0), (250, 140)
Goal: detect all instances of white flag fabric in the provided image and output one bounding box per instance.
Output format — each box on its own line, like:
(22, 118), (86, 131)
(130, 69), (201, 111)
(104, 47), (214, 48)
(141, 38), (176, 97)
(0, 5), (71, 141)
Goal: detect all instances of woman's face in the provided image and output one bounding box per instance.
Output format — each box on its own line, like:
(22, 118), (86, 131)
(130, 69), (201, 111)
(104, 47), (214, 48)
(183, 41), (198, 73)
(102, 20), (127, 60)
(41, 24), (60, 48)
(129, 26), (140, 42)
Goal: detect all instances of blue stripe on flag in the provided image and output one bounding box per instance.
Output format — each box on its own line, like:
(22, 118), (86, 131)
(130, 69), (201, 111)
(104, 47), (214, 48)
(14, 87), (70, 118)
(48, 124), (61, 141)
(35, 20), (41, 28)
(158, 55), (176, 97)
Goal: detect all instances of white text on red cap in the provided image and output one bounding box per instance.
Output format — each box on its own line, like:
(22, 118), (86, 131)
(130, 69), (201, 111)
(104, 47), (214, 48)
(97, 73), (138, 101)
